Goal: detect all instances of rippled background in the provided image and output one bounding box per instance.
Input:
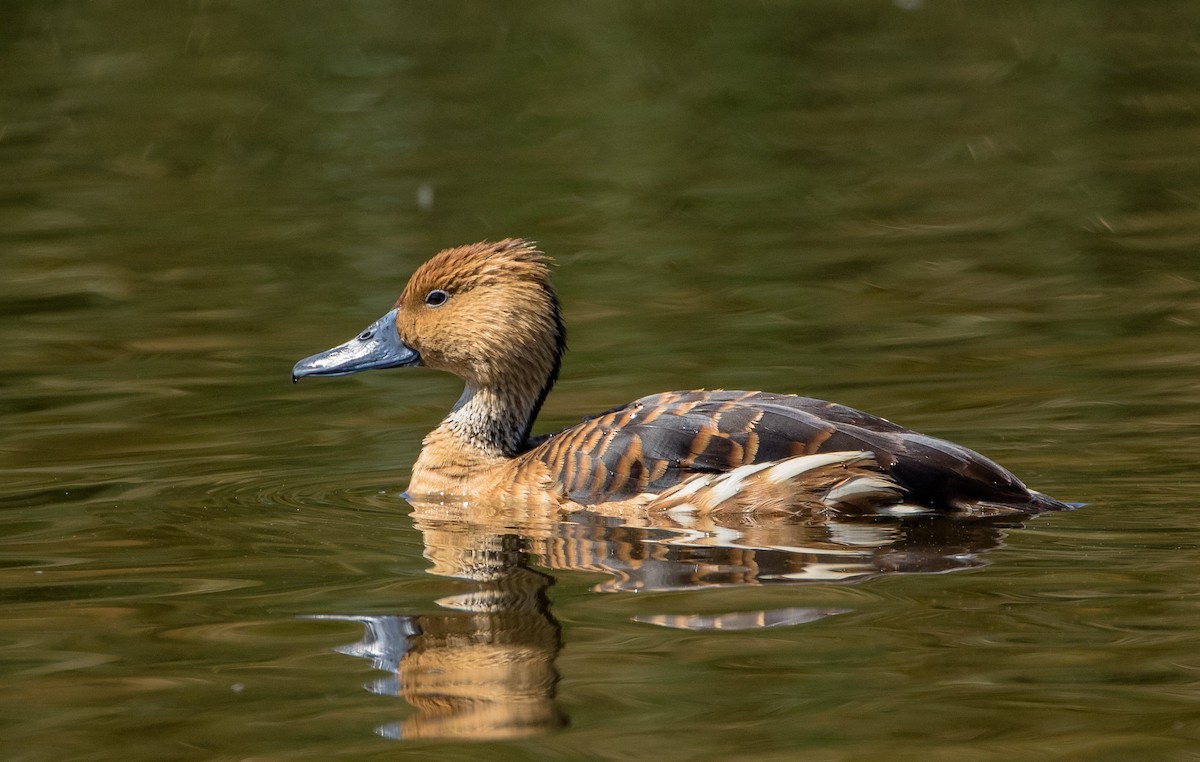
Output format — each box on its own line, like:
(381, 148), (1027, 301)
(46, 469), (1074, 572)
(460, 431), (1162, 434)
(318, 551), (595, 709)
(4, 1), (1200, 759)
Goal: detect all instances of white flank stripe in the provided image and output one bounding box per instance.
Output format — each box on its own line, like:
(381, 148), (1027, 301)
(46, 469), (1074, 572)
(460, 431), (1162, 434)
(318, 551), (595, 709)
(824, 475), (899, 503)
(669, 474), (714, 499)
(707, 462), (773, 504)
(765, 451), (870, 484)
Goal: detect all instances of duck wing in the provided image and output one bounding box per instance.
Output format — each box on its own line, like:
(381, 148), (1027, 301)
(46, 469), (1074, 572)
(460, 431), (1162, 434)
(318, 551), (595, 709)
(521, 390), (1064, 512)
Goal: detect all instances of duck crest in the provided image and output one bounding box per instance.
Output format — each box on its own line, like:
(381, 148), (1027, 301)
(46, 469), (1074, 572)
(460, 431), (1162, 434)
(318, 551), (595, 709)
(293, 240), (1070, 518)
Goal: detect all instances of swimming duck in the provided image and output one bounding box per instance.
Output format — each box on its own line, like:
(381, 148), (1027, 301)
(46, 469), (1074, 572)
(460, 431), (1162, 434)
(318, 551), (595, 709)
(293, 239), (1068, 517)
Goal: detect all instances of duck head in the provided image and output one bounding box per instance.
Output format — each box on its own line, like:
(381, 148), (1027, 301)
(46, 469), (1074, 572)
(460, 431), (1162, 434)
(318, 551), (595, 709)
(292, 239), (566, 455)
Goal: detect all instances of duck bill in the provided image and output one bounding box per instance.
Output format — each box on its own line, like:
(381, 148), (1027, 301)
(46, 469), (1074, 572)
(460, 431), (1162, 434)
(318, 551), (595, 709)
(292, 308), (420, 382)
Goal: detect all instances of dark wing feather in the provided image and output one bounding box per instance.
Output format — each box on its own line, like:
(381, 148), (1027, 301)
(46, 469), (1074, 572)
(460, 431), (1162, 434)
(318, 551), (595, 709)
(520, 390), (1063, 511)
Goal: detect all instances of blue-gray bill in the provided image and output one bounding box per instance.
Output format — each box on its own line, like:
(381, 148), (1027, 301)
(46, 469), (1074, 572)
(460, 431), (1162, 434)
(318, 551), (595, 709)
(292, 308), (420, 382)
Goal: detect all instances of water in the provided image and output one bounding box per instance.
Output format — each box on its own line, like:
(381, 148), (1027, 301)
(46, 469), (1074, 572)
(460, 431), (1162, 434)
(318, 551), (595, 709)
(3, 1), (1200, 759)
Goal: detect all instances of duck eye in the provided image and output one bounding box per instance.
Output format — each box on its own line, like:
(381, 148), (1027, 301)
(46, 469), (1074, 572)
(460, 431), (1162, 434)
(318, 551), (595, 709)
(424, 289), (449, 307)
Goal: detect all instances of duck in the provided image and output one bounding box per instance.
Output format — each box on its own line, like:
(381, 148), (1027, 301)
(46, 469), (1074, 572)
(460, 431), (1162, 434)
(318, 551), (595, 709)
(293, 239), (1070, 518)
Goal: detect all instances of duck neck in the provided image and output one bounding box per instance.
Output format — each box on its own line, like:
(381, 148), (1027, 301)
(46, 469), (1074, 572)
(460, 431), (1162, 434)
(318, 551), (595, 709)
(442, 376), (550, 458)
(429, 286), (565, 462)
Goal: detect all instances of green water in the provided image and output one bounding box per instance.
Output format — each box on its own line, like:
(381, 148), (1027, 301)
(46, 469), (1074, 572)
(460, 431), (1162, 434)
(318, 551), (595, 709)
(3, 1), (1200, 759)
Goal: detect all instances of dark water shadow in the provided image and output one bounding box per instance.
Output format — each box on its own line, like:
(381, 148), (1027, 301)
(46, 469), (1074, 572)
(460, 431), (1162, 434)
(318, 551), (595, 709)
(308, 496), (1031, 741)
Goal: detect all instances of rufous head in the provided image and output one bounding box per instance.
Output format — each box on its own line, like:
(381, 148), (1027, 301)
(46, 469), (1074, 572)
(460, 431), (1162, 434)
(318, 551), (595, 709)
(292, 239), (565, 396)
(394, 239), (564, 388)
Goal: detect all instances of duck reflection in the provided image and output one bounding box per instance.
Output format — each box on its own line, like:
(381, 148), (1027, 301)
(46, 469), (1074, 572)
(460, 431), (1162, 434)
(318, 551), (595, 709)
(310, 532), (564, 741)
(312, 496), (1025, 741)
